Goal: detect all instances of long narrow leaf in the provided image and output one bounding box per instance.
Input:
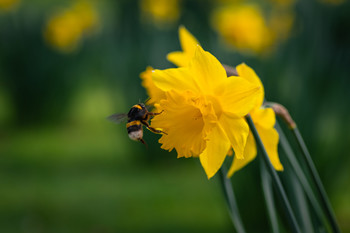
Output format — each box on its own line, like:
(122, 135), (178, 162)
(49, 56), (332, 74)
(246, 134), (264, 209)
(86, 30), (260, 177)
(246, 115), (301, 233)
(289, 168), (315, 233)
(292, 127), (341, 233)
(260, 159), (280, 233)
(219, 166), (246, 233)
(276, 122), (327, 229)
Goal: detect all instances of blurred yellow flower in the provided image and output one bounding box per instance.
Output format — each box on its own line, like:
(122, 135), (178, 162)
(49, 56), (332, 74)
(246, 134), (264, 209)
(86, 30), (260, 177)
(319, 0), (345, 5)
(44, 1), (99, 53)
(211, 4), (273, 54)
(269, 0), (295, 7)
(149, 45), (261, 179)
(140, 0), (180, 27)
(167, 26), (200, 67)
(0, 0), (19, 11)
(269, 10), (294, 41)
(140, 66), (166, 105)
(227, 63), (283, 176)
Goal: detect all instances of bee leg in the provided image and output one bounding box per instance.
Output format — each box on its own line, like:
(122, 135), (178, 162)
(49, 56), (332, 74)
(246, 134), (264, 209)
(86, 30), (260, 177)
(148, 126), (167, 135)
(139, 138), (148, 148)
(141, 120), (167, 135)
(147, 110), (164, 116)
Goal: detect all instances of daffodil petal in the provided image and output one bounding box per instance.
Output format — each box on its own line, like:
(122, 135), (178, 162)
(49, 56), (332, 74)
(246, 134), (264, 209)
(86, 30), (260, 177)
(236, 63), (264, 108)
(189, 46), (228, 93)
(166, 51), (190, 67)
(218, 76), (261, 116)
(152, 67), (200, 93)
(219, 113), (249, 159)
(252, 107), (275, 129)
(199, 123), (231, 179)
(151, 90), (207, 158)
(140, 66), (166, 104)
(179, 25), (200, 55)
(258, 126), (283, 171)
(227, 132), (257, 177)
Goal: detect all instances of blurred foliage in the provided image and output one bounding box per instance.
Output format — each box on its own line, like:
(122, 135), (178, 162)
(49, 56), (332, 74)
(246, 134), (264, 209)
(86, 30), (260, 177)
(0, 0), (350, 232)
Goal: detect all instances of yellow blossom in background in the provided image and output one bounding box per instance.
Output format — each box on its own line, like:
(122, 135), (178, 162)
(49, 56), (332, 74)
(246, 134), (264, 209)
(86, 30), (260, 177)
(44, 1), (99, 53)
(319, 0), (345, 5)
(149, 45), (261, 179)
(140, 0), (180, 28)
(211, 4), (273, 54)
(227, 63), (283, 176)
(167, 26), (200, 67)
(0, 0), (19, 11)
(140, 66), (166, 105)
(269, 0), (295, 7)
(269, 9), (294, 41)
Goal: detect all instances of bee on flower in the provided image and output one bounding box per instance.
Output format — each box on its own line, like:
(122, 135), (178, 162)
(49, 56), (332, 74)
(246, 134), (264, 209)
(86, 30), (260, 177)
(141, 26), (283, 178)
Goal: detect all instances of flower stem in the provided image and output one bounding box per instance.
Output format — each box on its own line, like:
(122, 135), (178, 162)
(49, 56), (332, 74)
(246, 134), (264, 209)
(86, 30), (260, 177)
(219, 166), (246, 233)
(245, 115), (301, 233)
(275, 122), (326, 226)
(291, 127), (341, 233)
(260, 159), (280, 233)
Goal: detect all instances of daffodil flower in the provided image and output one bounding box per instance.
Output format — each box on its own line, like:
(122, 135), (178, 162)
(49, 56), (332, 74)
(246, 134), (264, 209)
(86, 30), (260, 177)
(150, 45), (261, 179)
(140, 66), (166, 105)
(167, 26), (200, 67)
(227, 63), (283, 176)
(211, 4), (273, 54)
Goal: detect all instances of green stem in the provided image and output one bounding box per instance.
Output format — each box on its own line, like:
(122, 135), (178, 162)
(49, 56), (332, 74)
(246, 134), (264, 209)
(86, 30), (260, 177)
(275, 122), (326, 227)
(245, 115), (301, 233)
(292, 127), (341, 233)
(260, 159), (280, 233)
(219, 166), (246, 233)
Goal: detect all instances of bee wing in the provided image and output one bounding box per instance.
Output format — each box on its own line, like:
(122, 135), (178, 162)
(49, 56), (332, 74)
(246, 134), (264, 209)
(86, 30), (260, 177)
(106, 113), (128, 124)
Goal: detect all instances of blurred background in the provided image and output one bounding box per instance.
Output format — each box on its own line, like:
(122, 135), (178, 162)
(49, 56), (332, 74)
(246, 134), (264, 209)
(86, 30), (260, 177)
(0, 0), (349, 232)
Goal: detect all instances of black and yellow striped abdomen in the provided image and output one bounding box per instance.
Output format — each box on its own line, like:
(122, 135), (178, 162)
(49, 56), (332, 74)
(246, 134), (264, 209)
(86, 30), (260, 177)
(126, 120), (143, 141)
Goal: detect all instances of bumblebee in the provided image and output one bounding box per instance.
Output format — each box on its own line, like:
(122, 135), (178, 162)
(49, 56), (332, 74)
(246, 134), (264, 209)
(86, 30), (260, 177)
(107, 103), (166, 145)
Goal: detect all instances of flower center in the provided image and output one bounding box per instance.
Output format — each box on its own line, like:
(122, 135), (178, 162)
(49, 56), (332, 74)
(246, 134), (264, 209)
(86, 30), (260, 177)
(206, 95), (223, 119)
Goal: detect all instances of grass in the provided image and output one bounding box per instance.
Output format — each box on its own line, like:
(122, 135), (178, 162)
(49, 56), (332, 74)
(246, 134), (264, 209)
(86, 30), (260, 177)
(0, 125), (233, 233)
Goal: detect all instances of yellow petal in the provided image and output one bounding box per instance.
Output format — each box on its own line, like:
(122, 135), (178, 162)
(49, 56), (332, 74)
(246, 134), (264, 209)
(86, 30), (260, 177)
(258, 126), (283, 171)
(217, 76), (262, 117)
(151, 90), (207, 158)
(166, 51), (190, 67)
(227, 132), (257, 177)
(199, 123), (231, 179)
(140, 66), (166, 104)
(152, 67), (200, 93)
(251, 107), (275, 129)
(236, 63), (264, 108)
(179, 25), (200, 55)
(189, 45), (228, 94)
(219, 113), (249, 159)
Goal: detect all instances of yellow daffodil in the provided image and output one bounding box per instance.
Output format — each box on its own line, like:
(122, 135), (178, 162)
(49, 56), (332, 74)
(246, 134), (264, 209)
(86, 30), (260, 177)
(44, 1), (99, 53)
(140, 66), (166, 105)
(227, 63), (283, 176)
(0, 0), (19, 11)
(319, 0), (345, 5)
(211, 4), (273, 54)
(150, 45), (261, 179)
(167, 26), (200, 67)
(140, 0), (180, 28)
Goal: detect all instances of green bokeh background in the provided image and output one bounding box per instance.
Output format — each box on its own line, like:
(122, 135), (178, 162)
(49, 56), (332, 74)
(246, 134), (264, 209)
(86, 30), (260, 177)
(1, 0), (350, 232)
